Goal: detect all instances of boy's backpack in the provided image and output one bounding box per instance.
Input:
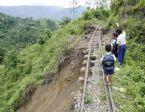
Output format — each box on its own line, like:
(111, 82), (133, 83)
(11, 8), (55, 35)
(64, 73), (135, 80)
(112, 40), (118, 57)
(102, 53), (114, 71)
(112, 40), (118, 49)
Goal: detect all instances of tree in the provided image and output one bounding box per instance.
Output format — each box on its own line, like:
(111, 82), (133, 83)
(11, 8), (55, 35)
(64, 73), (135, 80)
(38, 29), (52, 44)
(59, 17), (71, 26)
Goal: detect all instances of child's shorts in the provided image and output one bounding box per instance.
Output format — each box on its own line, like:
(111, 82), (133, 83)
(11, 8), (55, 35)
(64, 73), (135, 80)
(104, 69), (114, 75)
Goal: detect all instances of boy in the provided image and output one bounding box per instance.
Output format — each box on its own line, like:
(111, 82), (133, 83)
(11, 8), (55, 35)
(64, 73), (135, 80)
(102, 44), (116, 85)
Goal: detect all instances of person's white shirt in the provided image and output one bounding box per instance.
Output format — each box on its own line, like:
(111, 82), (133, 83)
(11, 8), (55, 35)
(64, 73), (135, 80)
(117, 31), (126, 46)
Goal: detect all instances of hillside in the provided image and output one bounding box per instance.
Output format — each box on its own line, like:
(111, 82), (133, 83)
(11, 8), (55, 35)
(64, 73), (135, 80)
(0, 9), (91, 111)
(0, 0), (145, 112)
(0, 6), (112, 111)
(0, 6), (86, 20)
(0, 12), (56, 50)
(0, 12), (56, 65)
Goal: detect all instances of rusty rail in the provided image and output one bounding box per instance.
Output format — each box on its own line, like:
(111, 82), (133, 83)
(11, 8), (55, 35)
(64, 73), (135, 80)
(80, 30), (97, 112)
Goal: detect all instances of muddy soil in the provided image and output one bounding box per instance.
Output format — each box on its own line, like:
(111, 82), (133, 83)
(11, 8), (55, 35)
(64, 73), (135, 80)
(17, 50), (84, 112)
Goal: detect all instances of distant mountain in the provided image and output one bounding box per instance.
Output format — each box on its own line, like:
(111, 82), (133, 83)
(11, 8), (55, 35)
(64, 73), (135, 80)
(0, 6), (86, 20)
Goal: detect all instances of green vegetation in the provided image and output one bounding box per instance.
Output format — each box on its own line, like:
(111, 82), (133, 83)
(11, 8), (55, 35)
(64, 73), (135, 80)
(76, 1), (145, 111)
(0, 13), (56, 50)
(85, 92), (93, 104)
(0, 13), (57, 111)
(0, 12), (92, 111)
(1, 0), (145, 111)
(109, 0), (145, 112)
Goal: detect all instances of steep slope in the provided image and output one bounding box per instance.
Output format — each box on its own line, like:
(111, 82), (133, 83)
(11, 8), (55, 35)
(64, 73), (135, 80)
(17, 49), (84, 112)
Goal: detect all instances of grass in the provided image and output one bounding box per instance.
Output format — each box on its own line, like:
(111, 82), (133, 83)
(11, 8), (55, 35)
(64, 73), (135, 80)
(112, 42), (145, 112)
(85, 91), (93, 104)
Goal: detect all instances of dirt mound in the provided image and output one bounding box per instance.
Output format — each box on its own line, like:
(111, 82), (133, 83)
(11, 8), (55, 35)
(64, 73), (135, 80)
(17, 50), (84, 112)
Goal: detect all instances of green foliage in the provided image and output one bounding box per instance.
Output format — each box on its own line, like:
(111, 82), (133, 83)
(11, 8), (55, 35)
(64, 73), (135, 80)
(83, 9), (94, 20)
(4, 50), (18, 67)
(39, 18), (57, 31)
(111, 0), (145, 18)
(85, 93), (93, 104)
(0, 12), (90, 111)
(82, 8), (109, 21)
(123, 17), (145, 43)
(38, 29), (52, 44)
(109, 0), (145, 111)
(132, 0), (145, 16)
(0, 13), (56, 50)
(59, 17), (71, 26)
(2, 3), (145, 111)
(113, 41), (145, 112)
(0, 8), (111, 111)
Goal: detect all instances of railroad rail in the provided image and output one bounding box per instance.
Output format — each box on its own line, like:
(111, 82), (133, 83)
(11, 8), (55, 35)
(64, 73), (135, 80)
(99, 30), (116, 112)
(80, 27), (115, 112)
(80, 29), (97, 112)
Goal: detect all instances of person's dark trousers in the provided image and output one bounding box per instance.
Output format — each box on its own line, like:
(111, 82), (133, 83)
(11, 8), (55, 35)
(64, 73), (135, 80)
(112, 47), (118, 58)
(118, 44), (126, 64)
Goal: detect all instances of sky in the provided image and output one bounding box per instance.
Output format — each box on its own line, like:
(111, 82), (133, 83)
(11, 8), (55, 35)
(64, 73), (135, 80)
(0, 0), (86, 7)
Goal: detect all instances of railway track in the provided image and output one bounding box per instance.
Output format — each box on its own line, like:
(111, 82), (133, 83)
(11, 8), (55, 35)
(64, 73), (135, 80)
(99, 30), (116, 112)
(80, 27), (116, 112)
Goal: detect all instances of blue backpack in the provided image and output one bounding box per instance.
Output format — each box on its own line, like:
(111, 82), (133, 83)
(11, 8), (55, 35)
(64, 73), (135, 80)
(102, 53), (114, 70)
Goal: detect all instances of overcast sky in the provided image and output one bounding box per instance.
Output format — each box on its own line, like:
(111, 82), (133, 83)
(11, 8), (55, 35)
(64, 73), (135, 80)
(0, 0), (86, 7)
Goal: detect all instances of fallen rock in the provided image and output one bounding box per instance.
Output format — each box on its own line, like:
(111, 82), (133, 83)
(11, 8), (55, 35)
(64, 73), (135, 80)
(82, 50), (89, 54)
(82, 60), (87, 65)
(80, 67), (86, 72)
(84, 55), (88, 59)
(78, 76), (84, 81)
(90, 55), (96, 60)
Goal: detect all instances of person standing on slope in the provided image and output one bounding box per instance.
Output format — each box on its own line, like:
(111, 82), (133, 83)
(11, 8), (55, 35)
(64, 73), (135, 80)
(116, 23), (126, 65)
